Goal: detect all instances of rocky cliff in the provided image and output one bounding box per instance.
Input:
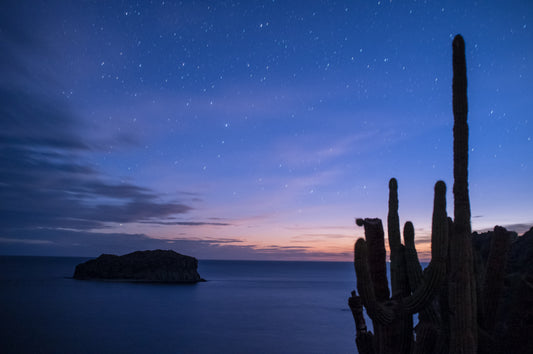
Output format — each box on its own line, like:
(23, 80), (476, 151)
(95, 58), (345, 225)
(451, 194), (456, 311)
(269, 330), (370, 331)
(471, 227), (533, 353)
(73, 249), (204, 283)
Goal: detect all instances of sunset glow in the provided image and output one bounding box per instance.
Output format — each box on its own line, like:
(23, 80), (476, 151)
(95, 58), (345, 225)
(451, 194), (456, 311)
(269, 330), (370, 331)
(1, 1), (532, 261)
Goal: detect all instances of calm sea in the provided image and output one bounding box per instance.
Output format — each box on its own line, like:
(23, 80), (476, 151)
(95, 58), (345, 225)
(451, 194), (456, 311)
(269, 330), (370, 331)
(0, 256), (364, 353)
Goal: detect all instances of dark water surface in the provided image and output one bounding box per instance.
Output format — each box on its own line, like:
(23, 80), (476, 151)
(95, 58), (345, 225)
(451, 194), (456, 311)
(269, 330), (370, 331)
(0, 256), (360, 353)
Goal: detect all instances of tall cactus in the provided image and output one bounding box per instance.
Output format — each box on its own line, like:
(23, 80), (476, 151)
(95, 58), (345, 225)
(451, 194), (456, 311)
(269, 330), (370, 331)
(448, 33), (477, 354)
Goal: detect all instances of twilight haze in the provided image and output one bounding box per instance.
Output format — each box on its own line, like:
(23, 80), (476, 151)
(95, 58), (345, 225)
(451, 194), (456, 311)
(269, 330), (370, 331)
(1, 1), (532, 261)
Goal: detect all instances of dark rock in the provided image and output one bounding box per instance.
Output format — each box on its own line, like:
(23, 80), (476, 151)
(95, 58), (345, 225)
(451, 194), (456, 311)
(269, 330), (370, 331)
(507, 227), (533, 275)
(73, 249), (204, 283)
(472, 227), (533, 353)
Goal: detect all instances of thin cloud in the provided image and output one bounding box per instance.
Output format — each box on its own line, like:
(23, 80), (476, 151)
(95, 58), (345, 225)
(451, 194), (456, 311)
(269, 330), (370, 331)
(139, 221), (232, 226)
(285, 225), (354, 231)
(0, 228), (348, 261)
(291, 233), (354, 241)
(259, 245), (309, 251)
(250, 243), (351, 261)
(0, 237), (53, 245)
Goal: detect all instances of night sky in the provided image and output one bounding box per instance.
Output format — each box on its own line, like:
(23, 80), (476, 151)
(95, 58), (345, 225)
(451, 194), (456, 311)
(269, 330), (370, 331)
(1, 0), (532, 261)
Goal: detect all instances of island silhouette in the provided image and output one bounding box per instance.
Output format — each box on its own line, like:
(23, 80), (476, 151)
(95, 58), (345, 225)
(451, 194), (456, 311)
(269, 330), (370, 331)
(73, 249), (205, 283)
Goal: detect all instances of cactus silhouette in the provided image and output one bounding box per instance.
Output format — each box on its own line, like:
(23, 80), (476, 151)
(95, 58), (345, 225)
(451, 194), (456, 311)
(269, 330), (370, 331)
(350, 180), (448, 354)
(448, 34), (477, 354)
(348, 34), (521, 353)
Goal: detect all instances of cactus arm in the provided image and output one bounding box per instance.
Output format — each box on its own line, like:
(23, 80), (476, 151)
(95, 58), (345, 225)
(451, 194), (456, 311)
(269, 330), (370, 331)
(401, 262), (446, 314)
(403, 221), (424, 292)
(406, 219), (442, 329)
(354, 238), (394, 324)
(356, 218), (390, 301)
(404, 220), (441, 324)
(430, 181), (449, 263)
(348, 290), (376, 354)
(386, 178), (413, 354)
(400, 181), (448, 314)
(348, 290), (369, 335)
(388, 178), (401, 252)
(387, 178), (404, 297)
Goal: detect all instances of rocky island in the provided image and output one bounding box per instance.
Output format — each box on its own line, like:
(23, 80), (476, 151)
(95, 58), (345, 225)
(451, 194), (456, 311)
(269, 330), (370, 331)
(73, 249), (205, 283)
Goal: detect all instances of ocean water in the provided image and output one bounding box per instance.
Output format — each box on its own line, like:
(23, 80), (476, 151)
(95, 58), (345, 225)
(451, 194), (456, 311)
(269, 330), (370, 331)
(0, 256), (361, 353)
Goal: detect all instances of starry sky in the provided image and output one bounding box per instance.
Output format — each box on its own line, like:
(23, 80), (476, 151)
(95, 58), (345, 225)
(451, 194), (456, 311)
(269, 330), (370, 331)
(1, 0), (532, 261)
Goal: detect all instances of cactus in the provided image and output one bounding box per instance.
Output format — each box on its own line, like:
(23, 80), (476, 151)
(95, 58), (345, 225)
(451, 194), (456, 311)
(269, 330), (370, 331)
(387, 179), (413, 353)
(448, 33), (478, 354)
(349, 34), (522, 353)
(388, 179), (409, 299)
(350, 180), (448, 354)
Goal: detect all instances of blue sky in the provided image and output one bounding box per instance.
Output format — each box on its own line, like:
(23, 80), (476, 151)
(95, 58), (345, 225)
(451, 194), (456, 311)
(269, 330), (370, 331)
(1, 0), (532, 260)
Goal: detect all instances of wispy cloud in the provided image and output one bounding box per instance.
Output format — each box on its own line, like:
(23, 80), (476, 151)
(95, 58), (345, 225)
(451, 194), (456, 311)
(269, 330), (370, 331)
(285, 225), (354, 231)
(0, 76), (193, 234)
(274, 130), (391, 169)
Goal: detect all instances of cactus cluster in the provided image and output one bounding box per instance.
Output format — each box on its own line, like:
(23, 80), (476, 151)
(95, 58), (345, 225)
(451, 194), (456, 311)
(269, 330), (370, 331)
(350, 179), (448, 354)
(348, 35), (516, 354)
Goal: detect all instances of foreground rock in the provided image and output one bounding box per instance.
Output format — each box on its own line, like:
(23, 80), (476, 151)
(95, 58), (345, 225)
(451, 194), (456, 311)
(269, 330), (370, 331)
(472, 227), (533, 353)
(73, 250), (204, 283)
